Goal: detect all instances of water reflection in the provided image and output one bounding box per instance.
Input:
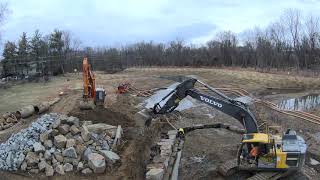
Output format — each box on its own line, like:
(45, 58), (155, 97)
(278, 94), (320, 111)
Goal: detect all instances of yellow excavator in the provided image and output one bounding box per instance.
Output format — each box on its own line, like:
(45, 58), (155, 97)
(152, 78), (307, 178)
(79, 57), (106, 110)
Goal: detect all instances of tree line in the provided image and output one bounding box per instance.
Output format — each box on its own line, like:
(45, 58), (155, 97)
(2, 29), (81, 60)
(2, 9), (320, 76)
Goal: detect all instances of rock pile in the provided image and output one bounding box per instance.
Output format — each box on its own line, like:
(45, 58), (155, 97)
(0, 112), (19, 130)
(0, 113), (57, 170)
(0, 113), (122, 176)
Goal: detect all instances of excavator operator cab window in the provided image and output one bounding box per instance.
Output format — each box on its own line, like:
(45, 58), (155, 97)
(240, 142), (277, 168)
(243, 134), (254, 141)
(258, 144), (268, 155)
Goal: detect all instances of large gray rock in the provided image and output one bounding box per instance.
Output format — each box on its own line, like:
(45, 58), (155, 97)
(44, 150), (51, 160)
(33, 142), (45, 153)
(146, 168), (164, 180)
(83, 147), (93, 161)
(77, 162), (84, 171)
(52, 157), (58, 164)
(49, 147), (56, 153)
(30, 169), (39, 174)
(45, 164), (54, 176)
(40, 132), (49, 143)
(55, 164), (65, 175)
(81, 168), (93, 174)
(54, 135), (67, 148)
(99, 150), (120, 163)
(44, 139), (53, 148)
(38, 160), (47, 172)
(167, 130), (177, 140)
(63, 157), (76, 164)
(82, 121), (92, 126)
(74, 135), (84, 144)
(81, 125), (90, 142)
(20, 161), (27, 171)
(58, 124), (70, 135)
(70, 125), (80, 135)
(63, 116), (80, 127)
(63, 163), (73, 172)
(65, 132), (73, 139)
(50, 129), (60, 137)
(71, 158), (79, 166)
(52, 118), (61, 129)
(25, 152), (39, 166)
(76, 144), (86, 156)
(62, 147), (77, 159)
(87, 153), (106, 173)
(66, 138), (76, 148)
(89, 133), (99, 141)
(86, 123), (117, 135)
(54, 153), (64, 163)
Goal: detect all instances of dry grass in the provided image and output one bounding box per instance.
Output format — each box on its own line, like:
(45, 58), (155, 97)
(2, 67), (320, 113)
(122, 67), (320, 91)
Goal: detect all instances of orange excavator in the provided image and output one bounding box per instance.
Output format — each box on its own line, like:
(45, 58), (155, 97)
(80, 57), (106, 110)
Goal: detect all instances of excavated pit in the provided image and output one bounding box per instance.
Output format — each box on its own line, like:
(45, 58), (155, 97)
(68, 107), (135, 128)
(64, 97), (167, 179)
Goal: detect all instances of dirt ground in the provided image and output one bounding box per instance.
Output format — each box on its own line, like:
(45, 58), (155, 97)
(1, 67), (320, 179)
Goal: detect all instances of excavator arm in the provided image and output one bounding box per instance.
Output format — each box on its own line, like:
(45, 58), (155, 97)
(153, 78), (259, 133)
(82, 57), (96, 99)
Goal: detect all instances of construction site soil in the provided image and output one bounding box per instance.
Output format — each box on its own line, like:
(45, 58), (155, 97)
(0, 68), (320, 179)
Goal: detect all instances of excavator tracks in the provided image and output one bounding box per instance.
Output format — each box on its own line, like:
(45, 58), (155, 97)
(302, 165), (318, 179)
(218, 159), (238, 176)
(247, 172), (284, 180)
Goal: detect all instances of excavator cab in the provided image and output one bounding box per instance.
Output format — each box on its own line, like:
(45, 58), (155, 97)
(239, 133), (278, 169)
(238, 130), (306, 172)
(95, 87), (106, 106)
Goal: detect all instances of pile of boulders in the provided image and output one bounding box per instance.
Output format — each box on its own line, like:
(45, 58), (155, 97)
(0, 112), (19, 130)
(0, 113), (122, 176)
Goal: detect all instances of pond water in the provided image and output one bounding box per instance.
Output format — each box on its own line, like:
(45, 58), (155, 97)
(278, 94), (320, 111)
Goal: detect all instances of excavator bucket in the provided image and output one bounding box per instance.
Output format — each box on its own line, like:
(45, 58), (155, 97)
(79, 99), (95, 110)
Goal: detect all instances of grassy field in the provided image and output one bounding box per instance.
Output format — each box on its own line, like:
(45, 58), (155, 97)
(2, 67), (320, 113)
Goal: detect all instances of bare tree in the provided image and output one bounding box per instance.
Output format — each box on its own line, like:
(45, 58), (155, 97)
(283, 9), (302, 49)
(305, 15), (319, 50)
(71, 38), (82, 52)
(62, 31), (71, 54)
(0, 2), (8, 42)
(216, 31), (238, 66)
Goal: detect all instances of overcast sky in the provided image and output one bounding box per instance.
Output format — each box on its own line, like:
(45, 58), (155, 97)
(1, 0), (320, 48)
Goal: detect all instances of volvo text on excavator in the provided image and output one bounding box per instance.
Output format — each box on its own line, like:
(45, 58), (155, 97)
(80, 57), (106, 110)
(152, 78), (307, 178)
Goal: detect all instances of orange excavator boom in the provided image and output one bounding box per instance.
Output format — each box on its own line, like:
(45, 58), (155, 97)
(82, 57), (96, 100)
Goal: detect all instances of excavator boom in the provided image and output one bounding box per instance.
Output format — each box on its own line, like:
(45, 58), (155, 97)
(153, 78), (259, 133)
(82, 58), (96, 99)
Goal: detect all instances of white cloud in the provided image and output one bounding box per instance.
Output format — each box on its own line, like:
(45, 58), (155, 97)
(1, 0), (320, 48)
